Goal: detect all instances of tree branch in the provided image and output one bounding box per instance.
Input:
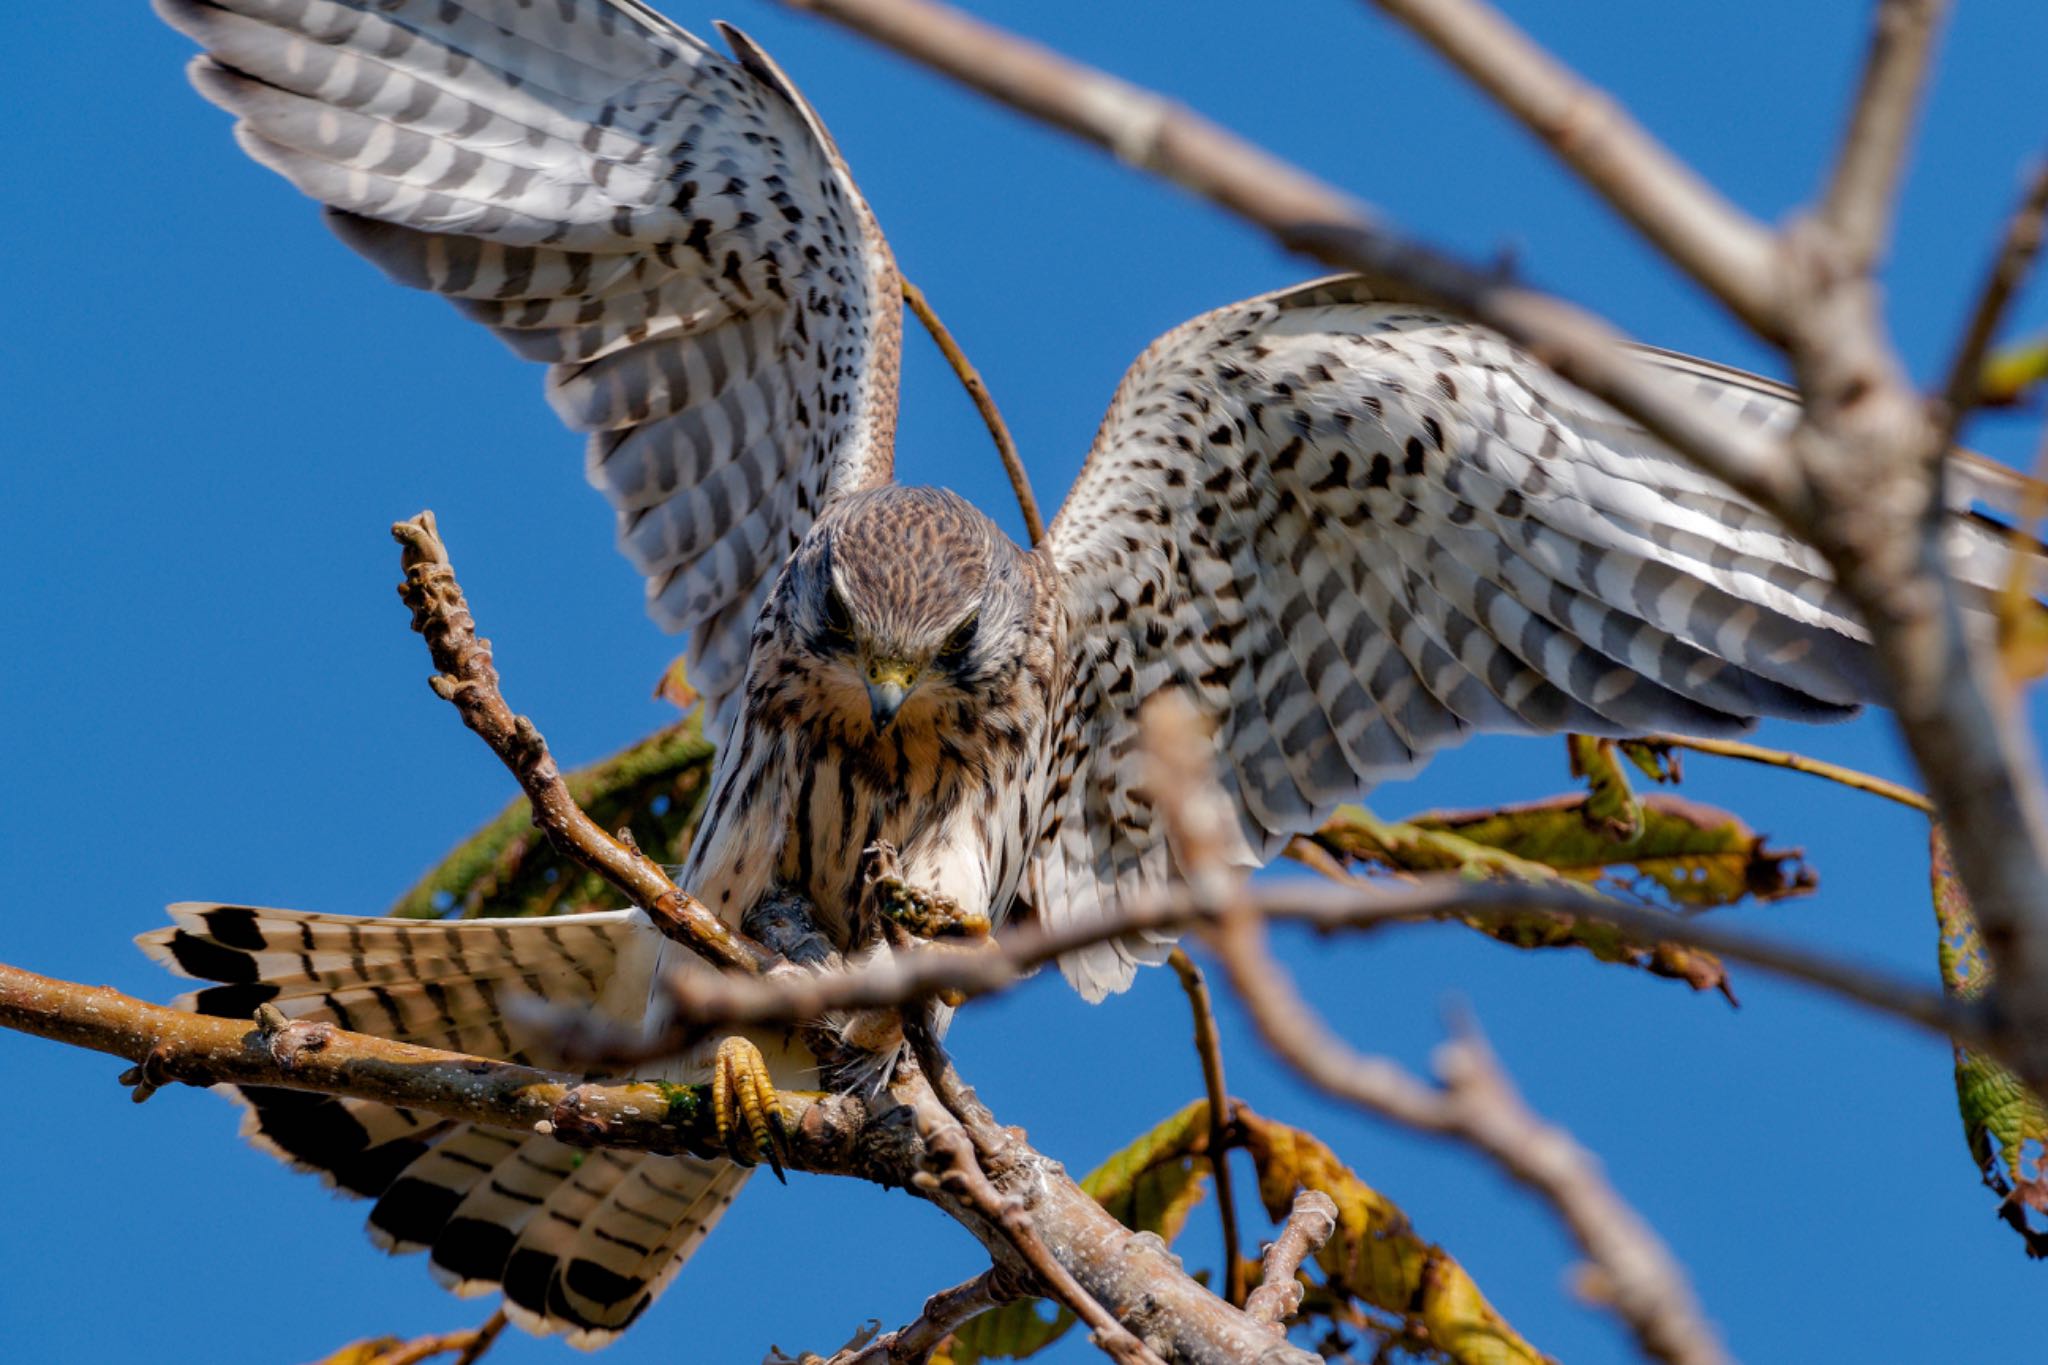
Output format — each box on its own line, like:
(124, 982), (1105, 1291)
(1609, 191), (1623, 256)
(560, 872), (1988, 1075)
(1634, 733), (1934, 814)
(1242, 1190), (1339, 1331)
(1818, 0), (1949, 271)
(391, 512), (770, 976)
(1212, 910), (1726, 1365)
(1365, 0), (1782, 335)
(909, 1082), (1167, 1365)
(1169, 948), (1247, 1307)
(803, 1270), (1023, 1365)
(1936, 156), (2048, 447)
(901, 276), (1044, 545)
(0, 956), (1313, 1365)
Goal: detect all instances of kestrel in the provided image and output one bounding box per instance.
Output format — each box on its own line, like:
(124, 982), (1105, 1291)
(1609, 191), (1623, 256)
(140, 0), (2036, 1346)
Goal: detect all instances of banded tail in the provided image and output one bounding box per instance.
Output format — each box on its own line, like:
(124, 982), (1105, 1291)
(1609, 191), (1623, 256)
(138, 903), (747, 1347)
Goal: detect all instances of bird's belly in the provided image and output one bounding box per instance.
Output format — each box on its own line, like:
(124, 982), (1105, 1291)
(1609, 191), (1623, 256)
(779, 740), (947, 941)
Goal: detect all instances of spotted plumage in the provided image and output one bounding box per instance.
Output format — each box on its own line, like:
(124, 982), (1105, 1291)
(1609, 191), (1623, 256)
(144, 0), (2043, 1349)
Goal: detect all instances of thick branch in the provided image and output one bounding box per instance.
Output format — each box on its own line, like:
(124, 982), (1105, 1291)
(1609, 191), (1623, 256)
(0, 959), (868, 1168)
(1367, 0), (1782, 334)
(4, 957), (1307, 1365)
(391, 512), (769, 976)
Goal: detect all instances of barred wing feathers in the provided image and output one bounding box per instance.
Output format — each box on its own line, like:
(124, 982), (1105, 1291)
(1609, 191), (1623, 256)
(156, 0), (901, 711)
(1033, 276), (2032, 1000)
(138, 902), (745, 1346)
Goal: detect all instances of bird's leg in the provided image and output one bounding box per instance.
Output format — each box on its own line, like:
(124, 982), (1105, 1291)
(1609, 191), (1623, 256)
(710, 1033), (788, 1179)
(859, 841), (991, 942)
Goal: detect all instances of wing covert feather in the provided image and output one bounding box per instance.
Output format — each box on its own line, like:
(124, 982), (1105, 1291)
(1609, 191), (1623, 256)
(1032, 276), (2029, 998)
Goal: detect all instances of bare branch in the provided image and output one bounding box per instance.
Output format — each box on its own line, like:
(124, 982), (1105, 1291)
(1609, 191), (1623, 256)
(0, 959), (864, 1167)
(1937, 157), (2048, 446)
(804, 1270), (1023, 1365)
(1366, 0), (1782, 334)
(901, 276), (1045, 545)
(391, 512), (770, 976)
(1169, 948), (1247, 1307)
(1213, 911), (1727, 1365)
(523, 873), (1989, 1075)
(1818, 0), (1949, 270)
(1243, 1190), (1339, 1332)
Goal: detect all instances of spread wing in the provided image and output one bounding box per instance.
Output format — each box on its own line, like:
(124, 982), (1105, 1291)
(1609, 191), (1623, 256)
(1030, 275), (2034, 999)
(157, 0), (901, 710)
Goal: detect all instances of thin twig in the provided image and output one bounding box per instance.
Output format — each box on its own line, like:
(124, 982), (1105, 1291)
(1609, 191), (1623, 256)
(1242, 1190), (1340, 1332)
(372, 1312), (507, 1365)
(1635, 733), (1934, 814)
(806, 1270), (1023, 1365)
(451, 1312), (508, 1365)
(390, 512), (769, 976)
(1167, 948), (1246, 1307)
(1213, 909), (1726, 1365)
(1144, 693), (1724, 1361)
(1365, 0), (1781, 335)
(901, 276), (1044, 545)
(573, 865), (1985, 1069)
(1818, 0), (1950, 271)
(1937, 157), (2048, 448)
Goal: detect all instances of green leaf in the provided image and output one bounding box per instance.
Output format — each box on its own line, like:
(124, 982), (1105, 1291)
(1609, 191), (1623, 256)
(1303, 791), (1820, 997)
(1078, 1097), (1213, 1243)
(389, 718), (715, 920)
(1408, 793), (1814, 907)
(1239, 1107), (1553, 1364)
(1932, 828), (2048, 1256)
(949, 1102), (1215, 1365)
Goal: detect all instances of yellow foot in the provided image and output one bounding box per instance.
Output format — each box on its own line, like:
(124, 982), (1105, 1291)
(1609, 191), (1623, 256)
(711, 1035), (788, 1180)
(861, 841), (991, 942)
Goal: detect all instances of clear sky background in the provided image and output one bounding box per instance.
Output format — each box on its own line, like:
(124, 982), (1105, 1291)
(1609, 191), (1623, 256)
(6, 2), (2047, 1362)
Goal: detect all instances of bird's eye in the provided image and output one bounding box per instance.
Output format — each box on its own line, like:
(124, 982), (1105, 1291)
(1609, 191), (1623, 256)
(937, 612), (979, 671)
(821, 584), (854, 642)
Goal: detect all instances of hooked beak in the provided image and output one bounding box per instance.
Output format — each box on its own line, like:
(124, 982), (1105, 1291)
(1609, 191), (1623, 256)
(866, 659), (918, 730)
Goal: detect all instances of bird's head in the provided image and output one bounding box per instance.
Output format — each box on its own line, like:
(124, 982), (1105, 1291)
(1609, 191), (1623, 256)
(777, 486), (1035, 735)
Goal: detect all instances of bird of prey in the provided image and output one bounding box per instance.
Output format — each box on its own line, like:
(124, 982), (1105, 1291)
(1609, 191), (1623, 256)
(139, 0), (2038, 1347)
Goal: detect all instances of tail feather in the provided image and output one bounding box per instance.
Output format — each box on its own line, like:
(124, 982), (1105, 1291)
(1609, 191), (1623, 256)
(135, 900), (745, 1346)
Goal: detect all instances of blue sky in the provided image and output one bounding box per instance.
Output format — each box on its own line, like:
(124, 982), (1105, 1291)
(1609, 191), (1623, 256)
(6, 2), (2047, 1361)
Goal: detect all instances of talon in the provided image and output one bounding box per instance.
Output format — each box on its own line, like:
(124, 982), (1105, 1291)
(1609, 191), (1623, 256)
(712, 1035), (788, 1180)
